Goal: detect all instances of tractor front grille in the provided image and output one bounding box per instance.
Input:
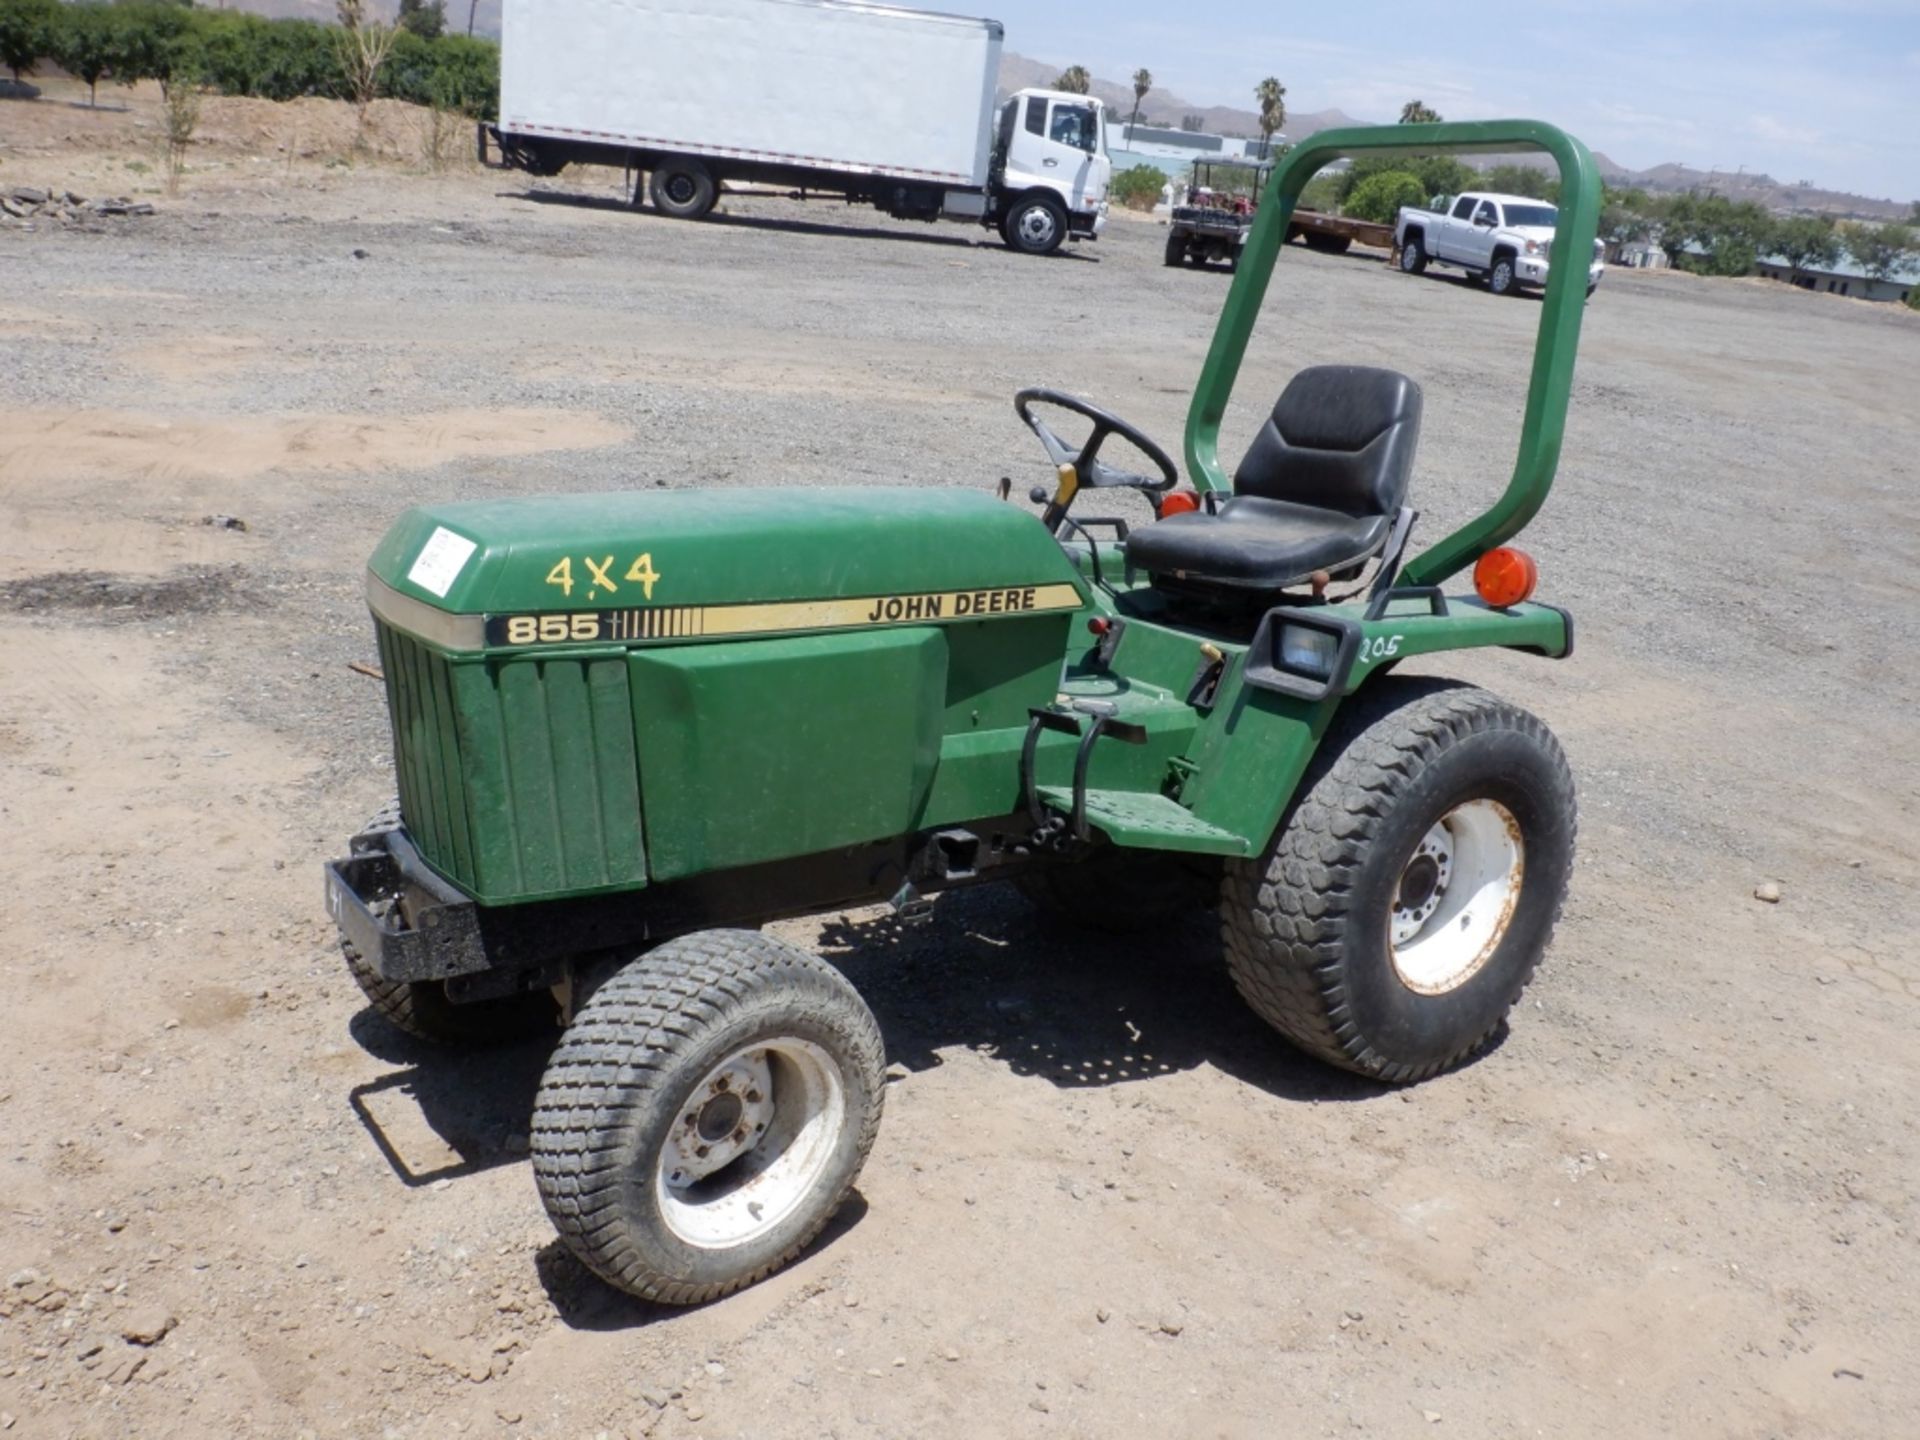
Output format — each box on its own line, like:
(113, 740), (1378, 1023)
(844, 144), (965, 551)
(374, 622), (647, 903)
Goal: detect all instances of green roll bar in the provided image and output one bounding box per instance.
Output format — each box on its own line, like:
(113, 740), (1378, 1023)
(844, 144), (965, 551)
(1182, 120), (1601, 588)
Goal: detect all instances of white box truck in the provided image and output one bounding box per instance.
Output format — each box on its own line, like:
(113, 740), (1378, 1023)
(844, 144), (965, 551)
(483, 0), (1111, 255)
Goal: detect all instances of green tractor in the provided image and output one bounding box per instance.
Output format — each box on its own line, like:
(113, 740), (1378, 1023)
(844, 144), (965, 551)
(328, 121), (1599, 1305)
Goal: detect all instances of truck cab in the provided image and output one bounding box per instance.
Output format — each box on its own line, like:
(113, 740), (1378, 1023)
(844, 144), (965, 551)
(1395, 190), (1606, 296)
(992, 88), (1112, 253)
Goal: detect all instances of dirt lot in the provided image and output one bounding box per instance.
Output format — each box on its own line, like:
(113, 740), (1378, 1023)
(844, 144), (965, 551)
(3, 82), (1918, 1439)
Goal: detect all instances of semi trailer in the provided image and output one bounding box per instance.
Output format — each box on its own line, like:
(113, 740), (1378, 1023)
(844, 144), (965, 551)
(482, 0), (1112, 256)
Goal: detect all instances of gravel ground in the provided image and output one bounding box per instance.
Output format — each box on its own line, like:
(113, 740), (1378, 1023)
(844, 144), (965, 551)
(2, 116), (1918, 1440)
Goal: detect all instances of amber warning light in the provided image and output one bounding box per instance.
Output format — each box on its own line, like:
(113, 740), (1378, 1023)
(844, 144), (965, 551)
(1473, 547), (1538, 608)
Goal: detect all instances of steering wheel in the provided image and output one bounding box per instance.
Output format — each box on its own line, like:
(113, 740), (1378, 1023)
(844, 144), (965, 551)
(1014, 388), (1181, 531)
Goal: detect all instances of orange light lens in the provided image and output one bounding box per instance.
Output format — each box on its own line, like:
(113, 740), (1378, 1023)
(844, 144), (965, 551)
(1474, 547), (1539, 608)
(1158, 489), (1201, 517)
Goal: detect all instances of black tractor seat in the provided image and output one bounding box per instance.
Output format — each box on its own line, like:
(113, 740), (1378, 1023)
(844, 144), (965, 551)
(1127, 365), (1423, 594)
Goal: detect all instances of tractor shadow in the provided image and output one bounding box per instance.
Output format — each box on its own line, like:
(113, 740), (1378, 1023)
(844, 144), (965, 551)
(345, 1012), (549, 1187)
(816, 884), (1420, 1104)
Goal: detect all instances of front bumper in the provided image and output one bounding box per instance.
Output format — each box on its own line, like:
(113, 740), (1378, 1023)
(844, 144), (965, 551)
(1516, 253), (1607, 288)
(325, 828), (490, 984)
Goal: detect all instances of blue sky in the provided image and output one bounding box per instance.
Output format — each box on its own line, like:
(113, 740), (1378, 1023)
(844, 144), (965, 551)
(983, 0), (1919, 202)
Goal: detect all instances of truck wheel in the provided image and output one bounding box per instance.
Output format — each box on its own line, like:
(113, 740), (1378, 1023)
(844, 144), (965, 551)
(1003, 195), (1067, 256)
(531, 930), (886, 1305)
(343, 939), (558, 1047)
(1016, 852), (1220, 933)
(1398, 236), (1428, 274)
(1488, 252), (1519, 295)
(1221, 680), (1575, 1084)
(1163, 231), (1186, 267)
(649, 160), (717, 220)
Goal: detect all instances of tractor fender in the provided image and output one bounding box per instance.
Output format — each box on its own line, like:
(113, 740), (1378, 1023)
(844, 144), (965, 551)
(1173, 599), (1573, 855)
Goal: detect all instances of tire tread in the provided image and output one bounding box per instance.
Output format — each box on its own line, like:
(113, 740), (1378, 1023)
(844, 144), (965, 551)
(1222, 679), (1575, 1084)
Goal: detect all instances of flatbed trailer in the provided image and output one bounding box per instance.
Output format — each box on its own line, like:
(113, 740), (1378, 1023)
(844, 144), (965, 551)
(1167, 160), (1395, 270)
(1286, 208), (1395, 254)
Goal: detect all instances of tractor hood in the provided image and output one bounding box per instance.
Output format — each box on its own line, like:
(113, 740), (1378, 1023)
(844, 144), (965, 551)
(366, 486), (1089, 652)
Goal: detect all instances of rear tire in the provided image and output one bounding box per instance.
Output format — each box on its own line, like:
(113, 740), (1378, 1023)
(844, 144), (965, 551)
(1399, 235), (1428, 274)
(531, 930), (885, 1305)
(1002, 194), (1067, 256)
(1164, 230), (1186, 267)
(649, 159), (718, 220)
(1221, 680), (1576, 1084)
(1016, 851), (1220, 933)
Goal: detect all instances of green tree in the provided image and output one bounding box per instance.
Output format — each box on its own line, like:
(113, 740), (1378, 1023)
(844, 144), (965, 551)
(1770, 215), (1841, 283)
(0, 0), (60, 84)
(1398, 99), (1440, 124)
(1110, 163), (1165, 211)
(1845, 222), (1915, 284)
(1660, 192), (1774, 276)
(49, 2), (125, 106)
(1127, 66), (1150, 145)
(397, 0), (445, 40)
(1480, 163), (1556, 201)
(1345, 170), (1426, 224)
(1596, 185), (1652, 257)
(112, 1), (200, 97)
(1253, 76), (1285, 159)
(1340, 153), (1473, 207)
(1053, 64), (1089, 94)
(1297, 172), (1342, 214)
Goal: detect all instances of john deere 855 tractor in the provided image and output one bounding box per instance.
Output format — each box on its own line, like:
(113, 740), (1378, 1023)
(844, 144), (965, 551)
(327, 121), (1598, 1305)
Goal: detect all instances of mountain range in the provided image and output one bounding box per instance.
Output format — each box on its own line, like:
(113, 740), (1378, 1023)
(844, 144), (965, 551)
(997, 54), (1910, 221)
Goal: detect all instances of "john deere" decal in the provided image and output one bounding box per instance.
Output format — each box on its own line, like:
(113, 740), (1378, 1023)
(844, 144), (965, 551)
(481, 583), (1083, 648)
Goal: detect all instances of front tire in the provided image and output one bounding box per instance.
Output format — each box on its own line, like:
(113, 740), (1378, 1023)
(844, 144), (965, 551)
(531, 930), (885, 1305)
(1488, 252), (1519, 295)
(1399, 236), (1428, 274)
(1164, 230), (1187, 267)
(344, 939), (559, 1047)
(1221, 680), (1575, 1083)
(649, 159), (718, 219)
(1002, 194), (1067, 256)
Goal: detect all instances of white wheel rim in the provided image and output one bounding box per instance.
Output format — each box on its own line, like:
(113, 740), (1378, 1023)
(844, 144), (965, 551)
(655, 1037), (846, 1250)
(1019, 207), (1057, 245)
(1492, 262), (1512, 291)
(1401, 245), (1418, 270)
(1389, 799), (1525, 995)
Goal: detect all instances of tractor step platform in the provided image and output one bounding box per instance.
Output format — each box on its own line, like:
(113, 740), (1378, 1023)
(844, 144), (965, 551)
(1034, 787), (1250, 856)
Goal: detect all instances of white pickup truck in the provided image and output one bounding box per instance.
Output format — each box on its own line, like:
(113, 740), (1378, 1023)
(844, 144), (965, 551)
(1394, 191), (1605, 296)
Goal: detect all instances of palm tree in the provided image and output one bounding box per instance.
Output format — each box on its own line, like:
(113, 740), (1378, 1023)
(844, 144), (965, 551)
(1054, 65), (1091, 95)
(1254, 77), (1286, 160)
(1399, 100), (1441, 124)
(1128, 67), (1152, 145)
